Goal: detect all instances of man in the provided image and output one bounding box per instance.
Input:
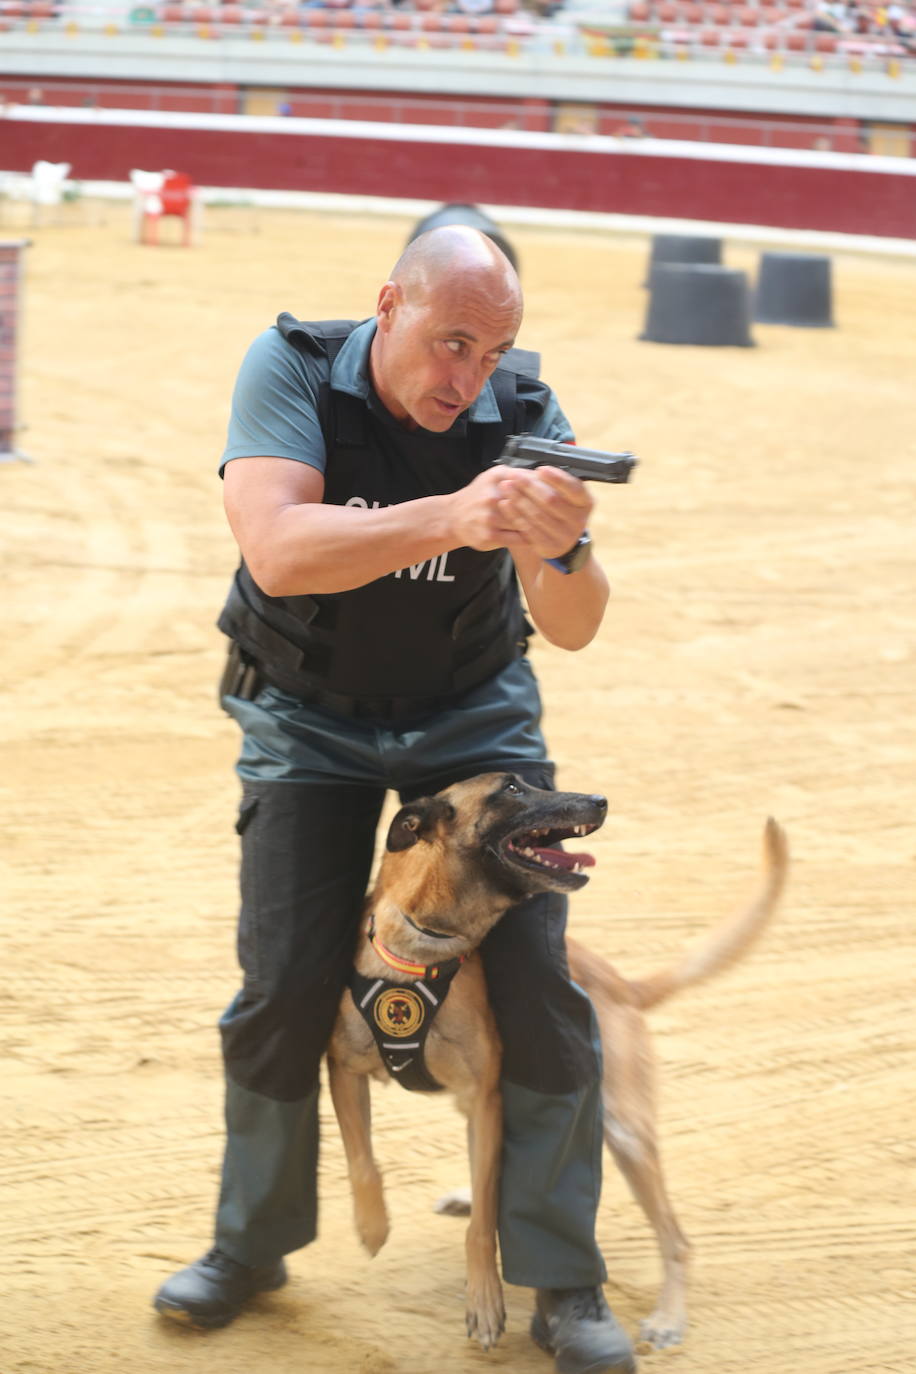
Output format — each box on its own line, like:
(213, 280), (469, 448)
(153, 226), (635, 1374)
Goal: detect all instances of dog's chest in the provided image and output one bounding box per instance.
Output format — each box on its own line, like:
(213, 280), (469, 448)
(347, 967), (462, 1093)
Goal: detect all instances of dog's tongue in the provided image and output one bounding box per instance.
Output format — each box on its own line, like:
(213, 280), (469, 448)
(537, 847), (596, 870)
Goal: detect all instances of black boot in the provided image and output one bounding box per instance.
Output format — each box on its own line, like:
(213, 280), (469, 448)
(153, 1247), (288, 1329)
(531, 1287), (636, 1374)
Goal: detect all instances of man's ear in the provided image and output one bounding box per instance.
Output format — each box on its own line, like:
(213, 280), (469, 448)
(386, 797), (455, 852)
(375, 280), (399, 331)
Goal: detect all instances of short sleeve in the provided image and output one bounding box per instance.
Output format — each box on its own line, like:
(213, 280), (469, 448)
(530, 387), (575, 444)
(219, 327), (327, 477)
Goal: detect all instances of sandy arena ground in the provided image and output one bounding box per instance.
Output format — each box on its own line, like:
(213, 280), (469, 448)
(1, 201), (914, 1374)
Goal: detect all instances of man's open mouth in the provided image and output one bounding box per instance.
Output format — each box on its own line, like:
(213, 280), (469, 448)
(501, 821), (600, 888)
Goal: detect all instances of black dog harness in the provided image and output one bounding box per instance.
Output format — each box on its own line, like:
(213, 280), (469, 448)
(349, 921), (465, 1093)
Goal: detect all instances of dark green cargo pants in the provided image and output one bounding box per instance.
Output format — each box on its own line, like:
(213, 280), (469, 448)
(215, 669), (607, 1287)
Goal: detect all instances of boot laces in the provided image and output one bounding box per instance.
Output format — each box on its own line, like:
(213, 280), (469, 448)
(201, 1246), (246, 1277)
(556, 1286), (606, 1323)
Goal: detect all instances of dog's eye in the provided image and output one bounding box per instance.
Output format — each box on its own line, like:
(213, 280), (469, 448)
(503, 779), (523, 795)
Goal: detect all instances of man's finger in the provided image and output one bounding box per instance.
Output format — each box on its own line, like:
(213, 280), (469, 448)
(511, 465), (591, 506)
(499, 470), (591, 511)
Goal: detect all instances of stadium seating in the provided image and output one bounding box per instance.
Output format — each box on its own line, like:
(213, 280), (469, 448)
(4, 0), (913, 69)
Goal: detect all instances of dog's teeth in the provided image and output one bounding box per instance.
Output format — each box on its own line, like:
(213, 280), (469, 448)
(522, 847), (535, 857)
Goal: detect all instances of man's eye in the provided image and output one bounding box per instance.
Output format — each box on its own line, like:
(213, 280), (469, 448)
(444, 340), (463, 354)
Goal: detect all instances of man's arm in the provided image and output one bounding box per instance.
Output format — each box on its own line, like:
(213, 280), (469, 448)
(221, 328), (536, 594)
(223, 455), (548, 596)
(496, 464), (610, 651)
(221, 329), (610, 635)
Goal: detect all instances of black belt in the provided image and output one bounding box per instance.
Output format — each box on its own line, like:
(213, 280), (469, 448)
(223, 640), (483, 725)
(261, 670), (452, 725)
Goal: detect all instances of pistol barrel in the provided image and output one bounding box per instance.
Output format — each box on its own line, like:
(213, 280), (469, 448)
(498, 435), (637, 485)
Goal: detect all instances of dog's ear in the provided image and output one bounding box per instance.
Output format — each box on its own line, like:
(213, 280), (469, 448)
(386, 797), (455, 852)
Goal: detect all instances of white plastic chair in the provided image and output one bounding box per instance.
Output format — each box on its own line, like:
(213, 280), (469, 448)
(129, 168), (165, 242)
(31, 160), (71, 202)
(29, 160), (71, 222)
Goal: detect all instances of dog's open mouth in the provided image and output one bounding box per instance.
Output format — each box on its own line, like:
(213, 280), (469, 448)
(502, 822), (599, 888)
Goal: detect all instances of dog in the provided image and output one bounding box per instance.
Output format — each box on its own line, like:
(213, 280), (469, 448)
(326, 772), (788, 1353)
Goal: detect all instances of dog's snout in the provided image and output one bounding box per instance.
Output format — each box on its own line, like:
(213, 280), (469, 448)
(590, 796), (608, 813)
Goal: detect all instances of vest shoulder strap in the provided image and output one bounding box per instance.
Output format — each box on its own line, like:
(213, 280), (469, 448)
(500, 345), (540, 379)
(275, 312), (366, 447)
(275, 312), (359, 363)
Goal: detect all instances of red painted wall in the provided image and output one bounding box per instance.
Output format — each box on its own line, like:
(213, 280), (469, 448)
(1, 75), (893, 152)
(0, 75), (240, 115)
(4, 114), (914, 238)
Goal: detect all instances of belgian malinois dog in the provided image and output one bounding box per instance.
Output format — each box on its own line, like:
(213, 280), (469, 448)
(327, 772), (788, 1353)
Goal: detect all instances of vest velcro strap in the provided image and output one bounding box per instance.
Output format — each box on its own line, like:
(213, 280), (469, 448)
(219, 576), (319, 672)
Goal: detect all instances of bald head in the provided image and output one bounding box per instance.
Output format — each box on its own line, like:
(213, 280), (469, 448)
(390, 225), (522, 317)
(370, 225), (524, 432)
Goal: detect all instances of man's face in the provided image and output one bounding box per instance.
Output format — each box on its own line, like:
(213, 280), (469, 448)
(370, 274), (522, 433)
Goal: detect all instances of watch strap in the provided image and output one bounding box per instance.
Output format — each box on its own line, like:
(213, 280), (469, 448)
(544, 531), (592, 575)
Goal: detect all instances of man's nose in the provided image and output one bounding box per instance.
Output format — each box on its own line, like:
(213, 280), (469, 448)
(449, 357), (487, 404)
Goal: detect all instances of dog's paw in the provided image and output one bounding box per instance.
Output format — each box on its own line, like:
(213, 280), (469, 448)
(637, 1309), (687, 1351)
(353, 1192), (390, 1257)
(357, 1217), (389, 1257)
(465, 1281), (505, 1351)
(434, 1186), (472, 1217)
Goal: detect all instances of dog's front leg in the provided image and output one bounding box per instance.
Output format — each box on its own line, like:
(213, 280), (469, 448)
(463, 1081), (506, 1350)
(327, 1056), (389, 1256)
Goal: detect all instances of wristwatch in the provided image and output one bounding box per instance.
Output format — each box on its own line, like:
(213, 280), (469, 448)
(544, 532), (592, 575)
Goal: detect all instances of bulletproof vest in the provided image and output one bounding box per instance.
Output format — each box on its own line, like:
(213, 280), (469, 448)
(217, 316), (549, 709)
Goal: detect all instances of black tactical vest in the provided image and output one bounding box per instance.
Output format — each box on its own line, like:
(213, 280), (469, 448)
(217, 316), (550, 716)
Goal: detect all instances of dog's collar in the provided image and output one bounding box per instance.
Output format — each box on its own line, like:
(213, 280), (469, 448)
(368, 914), (465, 982)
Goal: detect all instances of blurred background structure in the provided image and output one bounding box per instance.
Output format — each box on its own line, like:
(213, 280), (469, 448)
(0, 1), (914, 147)
(0, 0), (913, 241)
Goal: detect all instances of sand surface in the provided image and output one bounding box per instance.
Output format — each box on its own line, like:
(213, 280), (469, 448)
(1, 200), (914, 1374)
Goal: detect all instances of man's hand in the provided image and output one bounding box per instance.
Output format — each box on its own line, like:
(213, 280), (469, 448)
(446, 466), (530, 551)
(493, 464), (593, 560)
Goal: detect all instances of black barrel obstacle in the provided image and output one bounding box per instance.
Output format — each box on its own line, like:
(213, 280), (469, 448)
(753, 252), (834, 327)
(406, 202), (519, 273)
(645, 233), (722, 286)
(640, 264), (755, 347)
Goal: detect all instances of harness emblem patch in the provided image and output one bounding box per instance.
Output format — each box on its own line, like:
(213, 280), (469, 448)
(373, 987), (425, 1038)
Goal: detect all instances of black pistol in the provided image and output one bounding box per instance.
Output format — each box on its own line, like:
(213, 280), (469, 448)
(495, 434), (637, 484)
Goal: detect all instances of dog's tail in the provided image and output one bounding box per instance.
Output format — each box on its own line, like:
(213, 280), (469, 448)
(627, 818), (789, 1012)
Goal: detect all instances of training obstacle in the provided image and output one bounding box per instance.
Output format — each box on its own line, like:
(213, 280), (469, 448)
(641, 264), (755, 347)
(0, 239), (31, 463)
(407, 202), (519, 273)
(753, 252), (835, 327)
(645, 233), (723, 286)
